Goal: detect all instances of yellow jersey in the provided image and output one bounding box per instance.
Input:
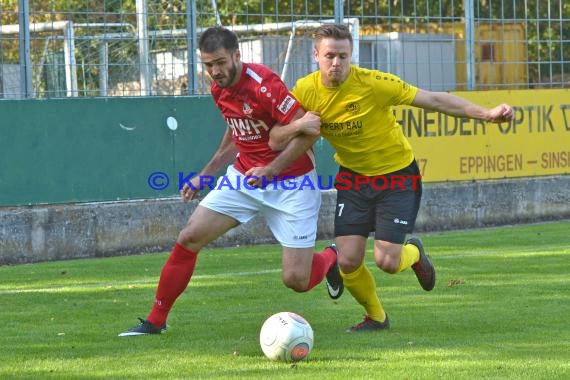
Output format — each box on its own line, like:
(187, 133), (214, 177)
(292, 65), (418, 176)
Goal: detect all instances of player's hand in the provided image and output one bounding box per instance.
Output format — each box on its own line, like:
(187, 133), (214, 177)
(487, 104), (514, 123)
(180, 177), (201, 203)
(245, 166), (276, 188)
(298, 111), (321, 136)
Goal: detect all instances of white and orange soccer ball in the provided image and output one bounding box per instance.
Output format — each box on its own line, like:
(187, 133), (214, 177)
(259, 312), (314, 362)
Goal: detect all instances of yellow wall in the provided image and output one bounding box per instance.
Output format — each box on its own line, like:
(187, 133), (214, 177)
(397, 89), (570, 182)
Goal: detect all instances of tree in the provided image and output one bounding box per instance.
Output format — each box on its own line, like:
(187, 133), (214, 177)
(2, 0), (568, 94)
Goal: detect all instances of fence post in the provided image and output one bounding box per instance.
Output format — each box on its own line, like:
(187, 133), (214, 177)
(99, 42), (109, 96)
(18, 0), (33, 98)
(464, 0), (476, 90)
(136, 0), (152, 96)
(186, 0), (199, 95)
(63, 21), (78, 97)
(334, 0), (344, 24)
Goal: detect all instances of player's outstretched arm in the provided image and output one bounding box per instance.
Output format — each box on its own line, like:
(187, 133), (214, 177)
(411, 89), (514, 123)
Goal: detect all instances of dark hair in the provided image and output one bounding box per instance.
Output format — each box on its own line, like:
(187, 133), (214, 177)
(313, 24), (353, 48)
(198, 26), (239, 53)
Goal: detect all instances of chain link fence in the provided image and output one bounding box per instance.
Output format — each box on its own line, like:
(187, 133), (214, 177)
(1, 0), (568, 99)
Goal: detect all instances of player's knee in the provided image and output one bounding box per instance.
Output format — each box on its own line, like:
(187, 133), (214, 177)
(374, 241), (401, 273)
(282, 272), (307, 292)
(374, 255), (399, 274)
(377, 261), (398, 274)
(337, 255), (360, 274)
(177, 226), (202, 249)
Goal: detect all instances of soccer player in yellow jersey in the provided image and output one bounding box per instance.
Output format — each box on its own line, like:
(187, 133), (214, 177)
(271, 24), (514, 332)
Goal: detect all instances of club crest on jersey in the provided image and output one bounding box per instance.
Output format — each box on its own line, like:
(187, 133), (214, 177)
(243, 102), (254, 117)
(277, 95), (296, 115)
(345, 102), (361, 115)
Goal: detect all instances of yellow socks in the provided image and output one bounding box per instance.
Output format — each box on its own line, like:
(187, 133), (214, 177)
(396, 243), (420, 273)
(340, 243), (420, 323)
(340, 261), (386, 322)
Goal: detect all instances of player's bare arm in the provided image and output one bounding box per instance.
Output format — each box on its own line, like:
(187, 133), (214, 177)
(268, 109), (321, 151)
(245, 134), (317, 186)
(181, 128), (237, 202)
(246, 111), (321, 187)
(411, 89), (514, 123)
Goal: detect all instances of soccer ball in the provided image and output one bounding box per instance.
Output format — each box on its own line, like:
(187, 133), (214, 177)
(259, 311), (314, 362)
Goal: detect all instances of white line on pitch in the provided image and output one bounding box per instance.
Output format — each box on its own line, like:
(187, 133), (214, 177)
(0, 269), (282, 295)
(0, 245), (566, 295)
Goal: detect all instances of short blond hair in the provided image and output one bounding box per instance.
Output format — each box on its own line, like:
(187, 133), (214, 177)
(313, 24), (353, 49)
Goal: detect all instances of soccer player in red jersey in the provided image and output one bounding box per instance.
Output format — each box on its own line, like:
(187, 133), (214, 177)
(119, 26), (343, 336)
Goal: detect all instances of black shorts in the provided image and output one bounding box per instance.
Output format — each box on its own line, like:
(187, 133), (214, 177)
(333, 160), (422, 244)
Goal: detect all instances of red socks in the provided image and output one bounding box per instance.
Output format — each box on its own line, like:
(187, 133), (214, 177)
(305, 246), (337, 291)
(146, 243), (198, 327)
(146, 245), (335, 326)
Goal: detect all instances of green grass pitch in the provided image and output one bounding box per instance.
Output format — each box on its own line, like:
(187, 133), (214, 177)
(0, 221), (568, 379)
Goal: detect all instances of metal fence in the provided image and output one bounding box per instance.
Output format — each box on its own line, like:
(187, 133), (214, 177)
(1, 0), (568, 99)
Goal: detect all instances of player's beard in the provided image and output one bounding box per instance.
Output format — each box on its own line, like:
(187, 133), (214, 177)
(214, 59), (239, 88)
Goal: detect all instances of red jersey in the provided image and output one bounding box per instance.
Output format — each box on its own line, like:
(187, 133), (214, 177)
(211, 63), (315, 178)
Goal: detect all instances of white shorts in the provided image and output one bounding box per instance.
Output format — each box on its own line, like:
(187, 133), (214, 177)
(199, 165), (321, 248)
